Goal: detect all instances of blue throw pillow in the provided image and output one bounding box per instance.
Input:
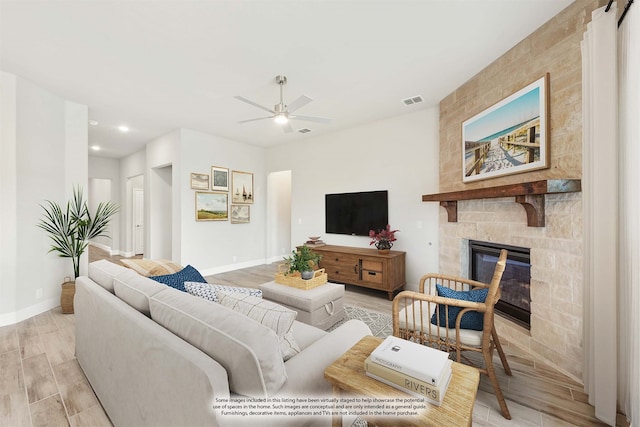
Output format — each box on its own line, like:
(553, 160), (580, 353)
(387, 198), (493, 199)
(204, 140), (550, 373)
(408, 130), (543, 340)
(431, 284), (489, 331)
(150, 265), (206, 292)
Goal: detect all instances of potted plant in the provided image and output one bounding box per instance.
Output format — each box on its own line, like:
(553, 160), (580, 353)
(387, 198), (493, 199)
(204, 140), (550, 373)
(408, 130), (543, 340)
(283, 245), (322, 280)
(369, 224), (399, 254)
(37, 186), (118, 312)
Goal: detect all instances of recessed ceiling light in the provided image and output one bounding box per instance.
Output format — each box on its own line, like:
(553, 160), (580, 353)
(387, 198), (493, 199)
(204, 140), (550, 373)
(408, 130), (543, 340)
(89, 120), (99, 126)
(118, 125), (130, 133)
(91, 145), (101, 151)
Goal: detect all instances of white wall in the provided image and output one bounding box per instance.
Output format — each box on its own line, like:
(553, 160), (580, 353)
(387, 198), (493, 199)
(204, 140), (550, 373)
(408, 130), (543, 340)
(146, 130), (180, 260)
(120, 149), (146, 256)
(178, 128), (267, 274)
(88, 178), (114, 251)
(265, 108), (440, 289)
(0, 71), (88, 325)
(89, 156), (121, 253)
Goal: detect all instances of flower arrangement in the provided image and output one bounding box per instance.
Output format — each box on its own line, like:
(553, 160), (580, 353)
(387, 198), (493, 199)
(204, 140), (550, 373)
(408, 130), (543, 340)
(369, 224), (399, 251)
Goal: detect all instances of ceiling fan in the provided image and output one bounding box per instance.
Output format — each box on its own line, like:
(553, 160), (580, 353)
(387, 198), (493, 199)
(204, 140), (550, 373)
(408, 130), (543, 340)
(235, 75), (331, 133)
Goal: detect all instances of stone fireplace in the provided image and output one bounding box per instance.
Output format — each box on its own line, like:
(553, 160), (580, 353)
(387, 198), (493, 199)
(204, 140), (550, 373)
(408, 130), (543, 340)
(437, 193), (583, 380)
(429, 0), (600, 382)
(440, 192), (583, 379)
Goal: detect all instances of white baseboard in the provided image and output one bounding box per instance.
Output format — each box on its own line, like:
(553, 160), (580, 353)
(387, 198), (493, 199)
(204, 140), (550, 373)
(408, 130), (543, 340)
(0, 296), (60, 327)
(119, 250), (135, 258)
(199, 258), (268, 277)
(89, 241), (119, 256)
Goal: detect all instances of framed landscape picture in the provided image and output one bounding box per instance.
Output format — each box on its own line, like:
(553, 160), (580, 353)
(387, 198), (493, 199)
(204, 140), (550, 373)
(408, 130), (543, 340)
(462, 74), (549, 183)
(231, 170), (254, 204)
(190, 173), (209, 190)
(211, 166), (229, 191)
(230, 205), (250, 224)
(195, 192), (228, 221)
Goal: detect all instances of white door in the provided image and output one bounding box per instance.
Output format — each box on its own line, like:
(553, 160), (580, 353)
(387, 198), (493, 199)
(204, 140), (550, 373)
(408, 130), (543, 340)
(133, 188), (144, 255)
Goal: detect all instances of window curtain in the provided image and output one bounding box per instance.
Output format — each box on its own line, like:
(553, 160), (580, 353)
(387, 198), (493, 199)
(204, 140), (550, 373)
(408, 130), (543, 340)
(582, 3), (618, 426)
(617, 2), (640, 425)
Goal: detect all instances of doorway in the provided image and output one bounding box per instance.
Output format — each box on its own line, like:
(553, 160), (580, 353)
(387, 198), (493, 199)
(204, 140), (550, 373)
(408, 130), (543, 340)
(127, 174), (144, 257)
(133, 188), (144, 255)
(266, 170), (292, 261)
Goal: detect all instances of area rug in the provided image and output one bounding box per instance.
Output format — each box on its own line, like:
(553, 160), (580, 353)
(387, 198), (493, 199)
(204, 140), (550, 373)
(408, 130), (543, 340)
(328, 305), (393, 337)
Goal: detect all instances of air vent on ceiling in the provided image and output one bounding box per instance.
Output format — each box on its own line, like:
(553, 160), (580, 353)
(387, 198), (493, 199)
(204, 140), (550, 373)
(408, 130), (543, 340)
(402, 95), (424, 106)
(298, 128), (311, 133)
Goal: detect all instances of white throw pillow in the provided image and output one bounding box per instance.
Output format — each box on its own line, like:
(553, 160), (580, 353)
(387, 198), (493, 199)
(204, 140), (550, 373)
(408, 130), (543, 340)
(184, 282), (262, 303)
(218, 291), (301, 361)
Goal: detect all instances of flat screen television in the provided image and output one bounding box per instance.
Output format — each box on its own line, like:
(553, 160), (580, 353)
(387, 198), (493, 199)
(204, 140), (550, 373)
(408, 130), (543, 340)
(325, 190), (388, 236)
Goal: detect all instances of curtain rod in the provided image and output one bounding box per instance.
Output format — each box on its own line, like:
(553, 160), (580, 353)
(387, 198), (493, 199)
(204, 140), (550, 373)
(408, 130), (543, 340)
(606, 0), (635, 27)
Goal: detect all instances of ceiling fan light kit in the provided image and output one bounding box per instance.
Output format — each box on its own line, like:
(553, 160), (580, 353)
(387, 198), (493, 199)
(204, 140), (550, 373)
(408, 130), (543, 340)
(235, 75), (331, 133)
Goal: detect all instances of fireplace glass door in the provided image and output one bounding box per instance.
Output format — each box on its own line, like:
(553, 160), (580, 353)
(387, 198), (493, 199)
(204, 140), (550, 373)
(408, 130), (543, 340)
(469, 240), (531, 329)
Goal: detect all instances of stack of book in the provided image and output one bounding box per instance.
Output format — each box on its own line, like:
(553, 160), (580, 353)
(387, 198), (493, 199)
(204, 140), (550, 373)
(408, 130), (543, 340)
(305, 236), (325, 247)
(364, 336), (453, 406)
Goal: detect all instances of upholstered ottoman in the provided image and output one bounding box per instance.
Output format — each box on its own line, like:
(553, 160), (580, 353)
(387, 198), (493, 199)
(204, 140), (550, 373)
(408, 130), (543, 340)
(259, 281), (345, 330)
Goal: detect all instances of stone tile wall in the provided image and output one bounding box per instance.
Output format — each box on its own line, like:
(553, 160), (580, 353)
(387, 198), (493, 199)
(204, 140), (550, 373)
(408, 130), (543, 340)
(435, 0), (606, 381)
(439, 193), (583, 379)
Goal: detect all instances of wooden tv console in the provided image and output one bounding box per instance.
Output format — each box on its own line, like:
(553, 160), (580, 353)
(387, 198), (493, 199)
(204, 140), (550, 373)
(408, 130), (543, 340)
(309, 245), (406, 300)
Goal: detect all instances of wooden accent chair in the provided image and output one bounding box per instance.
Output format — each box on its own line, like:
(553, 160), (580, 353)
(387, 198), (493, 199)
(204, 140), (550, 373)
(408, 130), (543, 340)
(391, 249), (512, 419)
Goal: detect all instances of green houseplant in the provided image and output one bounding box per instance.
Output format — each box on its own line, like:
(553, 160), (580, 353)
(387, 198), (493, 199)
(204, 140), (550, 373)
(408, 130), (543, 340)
(283, 245), (322, 279)
(38, 186), (119, 279)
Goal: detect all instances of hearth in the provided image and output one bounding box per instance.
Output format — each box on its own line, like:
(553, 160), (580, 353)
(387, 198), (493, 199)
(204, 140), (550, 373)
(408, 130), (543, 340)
(469, 240), (531, 329)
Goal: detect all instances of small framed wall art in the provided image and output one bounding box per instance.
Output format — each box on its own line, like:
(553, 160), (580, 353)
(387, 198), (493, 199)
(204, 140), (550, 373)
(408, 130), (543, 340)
(231, 170), (254, 204)
(211, 166), (229, 191)
(190, 173), (209, 190)
(195, 191), (228, 221)
(230, 205), (250, 224)
(462, 73), (549, 183)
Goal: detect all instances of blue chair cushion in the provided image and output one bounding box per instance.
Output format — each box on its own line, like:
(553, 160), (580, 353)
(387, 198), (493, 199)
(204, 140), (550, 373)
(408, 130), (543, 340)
(431, 284), (489, 331)
(150, 264), (206, 292)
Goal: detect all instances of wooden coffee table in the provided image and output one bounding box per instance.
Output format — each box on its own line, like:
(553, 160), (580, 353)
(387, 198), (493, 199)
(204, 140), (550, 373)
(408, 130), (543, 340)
(324, 336), (480, 427)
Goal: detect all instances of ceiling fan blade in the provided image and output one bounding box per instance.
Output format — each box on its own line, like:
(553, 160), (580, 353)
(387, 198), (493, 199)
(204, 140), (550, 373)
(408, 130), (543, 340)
(234, 96), (275, 114)
(290, 114), (331, 124)
(282, 122), (294, 133)
(237, 116), (274, 124)
(287, 95), (313, 113)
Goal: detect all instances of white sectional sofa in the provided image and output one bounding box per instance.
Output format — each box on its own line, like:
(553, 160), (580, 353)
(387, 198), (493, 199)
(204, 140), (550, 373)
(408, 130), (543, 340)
(75, 260), (371, 427)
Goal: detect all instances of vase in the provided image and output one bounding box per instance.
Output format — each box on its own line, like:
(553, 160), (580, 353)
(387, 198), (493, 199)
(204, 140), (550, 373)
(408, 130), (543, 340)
(301, 270), (314, 280)
(375, 241), (393, 254)
(61, 277), (76, 314)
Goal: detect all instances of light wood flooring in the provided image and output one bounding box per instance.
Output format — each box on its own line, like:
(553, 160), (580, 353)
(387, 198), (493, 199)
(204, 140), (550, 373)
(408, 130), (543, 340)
(0, 247), (629, 426)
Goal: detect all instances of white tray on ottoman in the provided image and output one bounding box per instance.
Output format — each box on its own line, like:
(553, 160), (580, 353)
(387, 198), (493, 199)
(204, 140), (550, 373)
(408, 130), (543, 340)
(259, 281), (345, 330)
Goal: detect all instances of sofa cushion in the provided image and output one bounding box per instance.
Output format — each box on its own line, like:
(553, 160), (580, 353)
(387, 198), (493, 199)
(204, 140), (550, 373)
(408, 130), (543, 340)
(149, 265), (206, 292)
(88, 259), (131, 292)
(113, 270), (168, 316)
(120, 258), (183, 277)
(149, 288), (286, 397)
(431, 284), (488, 331)
(218, 291), (301, 361)
(185, 282), (262, 303)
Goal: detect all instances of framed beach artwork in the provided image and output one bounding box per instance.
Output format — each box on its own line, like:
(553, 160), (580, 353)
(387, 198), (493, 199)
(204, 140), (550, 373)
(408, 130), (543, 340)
(462, 74), (549, 183)
(211, 166), (229, 191)
(230, 205), (250, 224)
(195, 192), (228, 221)
(190, 173), (209, 190)
(231, 170), (254, 204)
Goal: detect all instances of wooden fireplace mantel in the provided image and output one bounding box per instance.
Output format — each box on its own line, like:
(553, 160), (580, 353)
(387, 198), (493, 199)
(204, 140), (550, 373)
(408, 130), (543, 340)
(422, 179), (582, 227)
